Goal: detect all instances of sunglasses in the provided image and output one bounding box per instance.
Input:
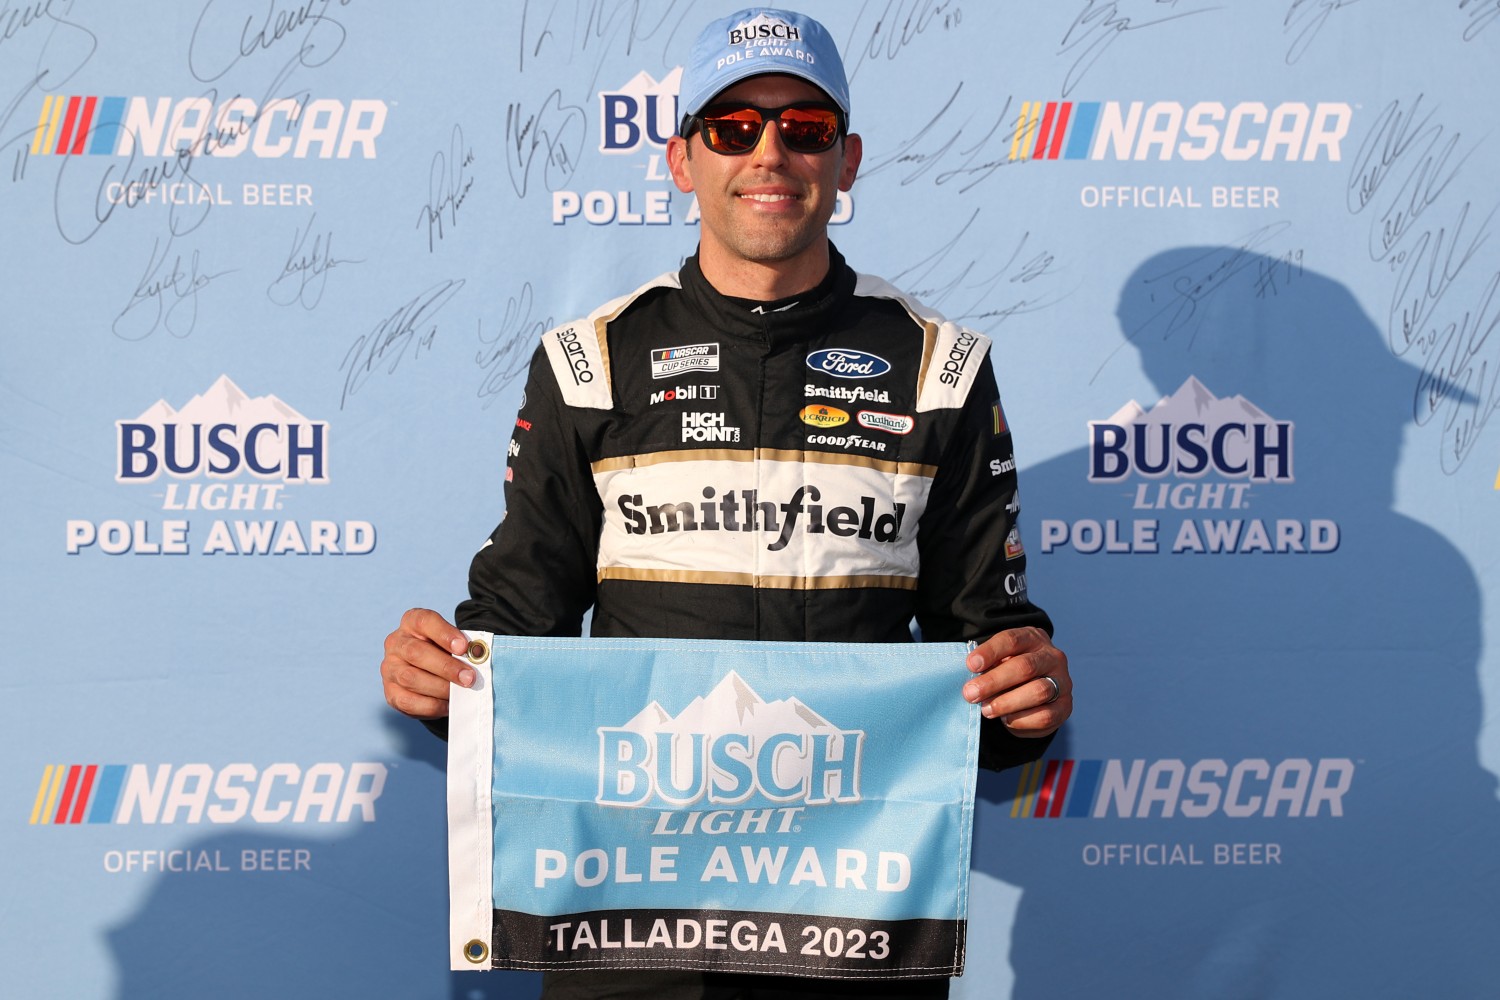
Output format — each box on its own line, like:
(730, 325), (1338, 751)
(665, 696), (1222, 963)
(685, 102), (844, 155)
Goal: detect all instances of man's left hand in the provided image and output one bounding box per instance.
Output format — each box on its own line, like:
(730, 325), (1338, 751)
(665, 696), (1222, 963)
(963, 627), (1071, 737)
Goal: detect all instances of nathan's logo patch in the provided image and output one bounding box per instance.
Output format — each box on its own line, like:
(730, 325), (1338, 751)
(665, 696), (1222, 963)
(856, 411), (913, 435)
(651, 344), (720, 379)
(806, 349), (891, 380)
(800, 405), (849, 428)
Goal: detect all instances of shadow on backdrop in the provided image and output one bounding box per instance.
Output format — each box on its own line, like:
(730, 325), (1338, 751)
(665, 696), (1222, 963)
(973, 246), (1500, 998)
(107, 712), (540, 1000)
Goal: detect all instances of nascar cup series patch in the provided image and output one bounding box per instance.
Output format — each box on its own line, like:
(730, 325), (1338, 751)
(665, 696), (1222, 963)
(447, 635), (979, 979)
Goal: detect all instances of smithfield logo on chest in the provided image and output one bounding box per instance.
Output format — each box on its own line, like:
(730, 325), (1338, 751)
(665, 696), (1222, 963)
(806, 349), (891, 380)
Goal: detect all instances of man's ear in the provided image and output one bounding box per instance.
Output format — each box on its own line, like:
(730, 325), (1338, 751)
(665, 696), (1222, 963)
(666, 135), (696, 194)
(838, 132), (863, 192)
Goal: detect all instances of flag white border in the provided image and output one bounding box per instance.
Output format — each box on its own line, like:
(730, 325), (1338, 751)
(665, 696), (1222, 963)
(447, 630), (496, 970)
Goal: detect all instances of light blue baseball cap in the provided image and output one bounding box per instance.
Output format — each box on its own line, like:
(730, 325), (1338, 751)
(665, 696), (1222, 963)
(677, 8), (850, 126)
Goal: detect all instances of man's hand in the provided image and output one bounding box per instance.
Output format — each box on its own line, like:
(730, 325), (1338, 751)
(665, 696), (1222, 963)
(380, 608), (475, 719)
(962, 626), (1071, 737)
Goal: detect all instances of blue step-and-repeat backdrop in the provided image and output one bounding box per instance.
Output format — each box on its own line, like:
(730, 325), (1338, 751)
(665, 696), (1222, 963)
(5, 2), (1499, 997)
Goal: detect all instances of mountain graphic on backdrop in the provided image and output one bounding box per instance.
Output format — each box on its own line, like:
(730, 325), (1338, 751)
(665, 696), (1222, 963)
(129, 375), (311, 426)
(1100, 375), (1278, 429)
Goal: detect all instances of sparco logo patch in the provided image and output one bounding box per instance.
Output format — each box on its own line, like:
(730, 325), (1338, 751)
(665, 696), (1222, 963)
(652, 344), (720, 379)
(800, 405), (849, 428)
(856, 411), (914, 435)
(806, 349), (891, 380)
(555, 327), (594, 384)
(597, 672), (860, 808)
(939, 331), (980, 387)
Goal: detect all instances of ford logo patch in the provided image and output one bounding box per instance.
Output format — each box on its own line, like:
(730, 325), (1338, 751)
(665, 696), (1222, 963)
(806, 349), (892, 380)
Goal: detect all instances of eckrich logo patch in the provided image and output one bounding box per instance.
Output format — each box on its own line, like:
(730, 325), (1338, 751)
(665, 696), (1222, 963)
(652, 343), (720, 379)
(800, 405), (849, 428)
(597, 672), (862, 808)
(806, 349), (891, 380)
(1041, 377), (1336, 556)
(69, 376), (373, 556)
(29, 762), (387, 825)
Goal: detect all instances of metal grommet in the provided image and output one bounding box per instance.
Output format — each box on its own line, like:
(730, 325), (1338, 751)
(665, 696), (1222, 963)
(465, 639), (489, 664)
(462, 938), (489, 964)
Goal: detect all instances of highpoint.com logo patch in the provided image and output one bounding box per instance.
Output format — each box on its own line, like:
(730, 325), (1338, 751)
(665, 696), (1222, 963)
(29, 762), (387, 825)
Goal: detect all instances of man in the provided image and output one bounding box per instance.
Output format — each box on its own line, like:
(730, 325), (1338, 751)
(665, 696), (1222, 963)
(382, 7), (1071, 998)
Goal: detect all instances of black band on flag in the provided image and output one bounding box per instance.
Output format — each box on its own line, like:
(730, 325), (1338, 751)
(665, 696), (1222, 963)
(487, 906), (966, 978)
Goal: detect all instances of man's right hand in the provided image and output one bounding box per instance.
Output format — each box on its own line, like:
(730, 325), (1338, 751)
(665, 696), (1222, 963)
(380, 608), (475, 719)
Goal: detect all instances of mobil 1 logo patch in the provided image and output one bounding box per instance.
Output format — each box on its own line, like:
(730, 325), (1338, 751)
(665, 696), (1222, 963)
(652, 343), (720, 379)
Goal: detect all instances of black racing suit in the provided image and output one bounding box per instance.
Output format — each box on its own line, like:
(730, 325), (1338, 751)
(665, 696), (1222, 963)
(452, 245), (1054, 998)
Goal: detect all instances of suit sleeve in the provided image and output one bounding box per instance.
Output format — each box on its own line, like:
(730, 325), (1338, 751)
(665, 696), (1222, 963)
(421, 344), (601, 742)
(455, 341), (602, 636)
(915, 352), (1057, 771)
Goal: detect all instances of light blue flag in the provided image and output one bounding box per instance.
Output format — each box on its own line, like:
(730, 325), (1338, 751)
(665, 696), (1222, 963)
(448, 634), (980, 979)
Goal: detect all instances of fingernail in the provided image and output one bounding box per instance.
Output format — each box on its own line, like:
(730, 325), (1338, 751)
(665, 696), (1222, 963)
(966, 655), (981, 672)
(980, 703), (993, 718)
(451, 637), (467, 653)
(458, 668), (475, 687)
(963, 683), (978, 702)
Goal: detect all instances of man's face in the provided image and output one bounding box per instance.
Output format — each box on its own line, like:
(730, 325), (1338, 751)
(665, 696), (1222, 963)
(666, 74), (862, 273)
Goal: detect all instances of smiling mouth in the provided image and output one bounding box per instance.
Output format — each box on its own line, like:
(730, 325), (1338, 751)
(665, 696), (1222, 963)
(739, 192), (799, 203)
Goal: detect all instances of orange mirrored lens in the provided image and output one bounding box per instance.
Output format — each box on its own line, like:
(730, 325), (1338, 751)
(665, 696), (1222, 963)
(698, 104), (841, 154)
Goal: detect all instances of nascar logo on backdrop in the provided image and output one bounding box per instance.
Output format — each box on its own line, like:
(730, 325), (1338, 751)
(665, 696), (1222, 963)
(1004, 755), (1355, 871)
(35, 94), (386, 212)
(29, 761), (388, 876)
(1006, 98), (1355, 211)
(65, 375), (374, 556)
